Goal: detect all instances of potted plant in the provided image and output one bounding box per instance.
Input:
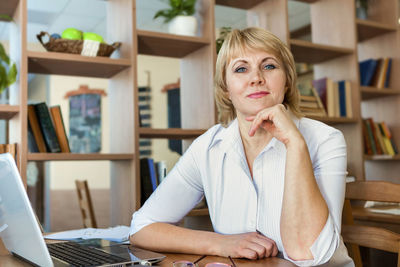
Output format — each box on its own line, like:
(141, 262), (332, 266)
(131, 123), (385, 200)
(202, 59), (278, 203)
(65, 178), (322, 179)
(0, 15), (17, 97)
(154, 0), (198, 36)
(356, 0), (368, 20)
(216, 27), (232, 54)
(0, 43), (17, 96)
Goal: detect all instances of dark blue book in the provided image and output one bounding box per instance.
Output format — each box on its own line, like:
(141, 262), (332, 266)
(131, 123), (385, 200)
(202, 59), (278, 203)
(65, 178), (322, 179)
(384, 58), (392, 88)
(140, 158), (155, 205)
(147, 158), (157, 191)
(338, 80), (347, 117)
(359, 59), (378, 86)
(34, 102), (61, 153)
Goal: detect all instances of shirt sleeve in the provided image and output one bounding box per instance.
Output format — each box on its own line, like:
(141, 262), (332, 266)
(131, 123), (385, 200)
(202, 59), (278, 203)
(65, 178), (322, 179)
(129, 141), (204, 237)
(283, 129), (347, 266)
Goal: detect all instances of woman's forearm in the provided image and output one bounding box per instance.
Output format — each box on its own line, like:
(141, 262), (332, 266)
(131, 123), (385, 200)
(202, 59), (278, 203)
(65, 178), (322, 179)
(280, 137), (328, 261)
(130, 222), (220, 255)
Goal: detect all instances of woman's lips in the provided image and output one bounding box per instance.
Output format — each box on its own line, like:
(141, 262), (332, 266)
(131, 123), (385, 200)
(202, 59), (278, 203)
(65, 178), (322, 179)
(247, 91), (269, 99)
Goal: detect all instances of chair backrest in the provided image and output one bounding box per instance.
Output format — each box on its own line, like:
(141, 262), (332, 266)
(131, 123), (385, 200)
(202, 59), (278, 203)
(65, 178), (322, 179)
(342, 181), (400, 267)
(75, 180), (97, 228)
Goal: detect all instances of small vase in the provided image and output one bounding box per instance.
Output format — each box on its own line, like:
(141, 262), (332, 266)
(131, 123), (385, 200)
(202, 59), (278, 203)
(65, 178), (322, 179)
(356, 7), (368, 20)
(168, 15), (198, 36)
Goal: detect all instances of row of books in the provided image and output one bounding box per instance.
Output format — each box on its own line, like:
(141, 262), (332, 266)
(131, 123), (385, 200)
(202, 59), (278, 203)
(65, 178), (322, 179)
(362, 118), (398, 156)
(28, 102), (70, 153)
(140, 158), (167, 205)
(0, 143), (17, 161)
(359, 57), (392, 89)
(299, 77), (353, 118)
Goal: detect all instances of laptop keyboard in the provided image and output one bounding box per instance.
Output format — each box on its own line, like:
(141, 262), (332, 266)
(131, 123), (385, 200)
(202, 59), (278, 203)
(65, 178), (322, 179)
(47, 241), (128, 267)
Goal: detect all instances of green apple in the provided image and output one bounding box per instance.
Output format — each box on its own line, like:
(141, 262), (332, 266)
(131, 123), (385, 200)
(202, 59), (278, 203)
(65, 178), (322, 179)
(83, 32), (104, 43)
(62, 28), (82, 40)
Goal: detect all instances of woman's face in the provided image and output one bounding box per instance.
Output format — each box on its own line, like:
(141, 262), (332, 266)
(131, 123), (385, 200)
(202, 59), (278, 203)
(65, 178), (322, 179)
(225, 49), (287, 119)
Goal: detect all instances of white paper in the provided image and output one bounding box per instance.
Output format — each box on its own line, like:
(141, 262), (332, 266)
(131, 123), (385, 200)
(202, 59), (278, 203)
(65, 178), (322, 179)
(44, 225), (130, 243)
(369, 208), (400, 216)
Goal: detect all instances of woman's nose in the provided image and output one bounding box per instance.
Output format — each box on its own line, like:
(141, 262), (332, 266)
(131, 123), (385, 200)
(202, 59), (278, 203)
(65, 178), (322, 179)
(250, 70), (265, 86)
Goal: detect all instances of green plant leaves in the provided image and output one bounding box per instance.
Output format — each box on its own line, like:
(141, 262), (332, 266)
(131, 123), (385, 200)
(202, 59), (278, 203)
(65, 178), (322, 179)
(0, 43), (18, 94)
(0, 43), (10, 65)
(154, 0), (197, 23)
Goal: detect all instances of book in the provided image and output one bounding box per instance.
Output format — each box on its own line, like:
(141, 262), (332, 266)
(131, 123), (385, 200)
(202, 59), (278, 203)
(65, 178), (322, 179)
(326, 78), (336, 117)
(49, 106), (70, 153)
(376, 58), (389, 89)
(373, 121), (387, 155)
(312, 77), (328, 112)
(364, 119), (377, 154)
(34, 103), (61, 153)
(366, 118), (382, 154)
(344, 81), (353, 118)
(27, 123), (39, 153)
(384, 58), (392, 88)
(359, 59), (378, 86)
(140, 158), (157, 205)
(378, 122), (395, 156)
(27, 105), (47, 153)
(338, 80), (347, 117)
(155, 161), (167, 184)
(362, 119), (373, 155)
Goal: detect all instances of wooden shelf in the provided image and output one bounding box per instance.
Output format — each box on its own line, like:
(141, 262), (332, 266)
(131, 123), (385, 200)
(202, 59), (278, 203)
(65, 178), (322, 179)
(356, 19), (398, 42)
(137, 30), (209, 58)
(364, 154), (400, 161)
(215, 0), (264, 9)
(290, 39), (353, 64)
(0, 0), (18, 21)
(216, 0), (318, 9)
(360, 86), (400, 100)
(139, 128), (206, 139)
(27, 153), (134, 161)
(0, 104), (19, 120)
(187, 208), (209, 217)
(306, 116), (359, 124)
(27, 51), (131, 78)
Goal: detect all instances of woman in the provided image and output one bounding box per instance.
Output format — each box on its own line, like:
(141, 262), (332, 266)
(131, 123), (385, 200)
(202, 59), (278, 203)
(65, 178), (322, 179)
(130, 27), (353, 266)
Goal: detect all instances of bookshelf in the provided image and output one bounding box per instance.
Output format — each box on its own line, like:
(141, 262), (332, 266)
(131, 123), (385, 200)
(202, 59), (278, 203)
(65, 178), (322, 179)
(2, 0), (399, 227)
(356, 0), (400, 183)
(5, 0), (136, 226)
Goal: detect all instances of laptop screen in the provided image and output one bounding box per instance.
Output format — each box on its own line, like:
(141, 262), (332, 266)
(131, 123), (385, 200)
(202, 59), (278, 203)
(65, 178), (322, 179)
(0, 153), (54, 266)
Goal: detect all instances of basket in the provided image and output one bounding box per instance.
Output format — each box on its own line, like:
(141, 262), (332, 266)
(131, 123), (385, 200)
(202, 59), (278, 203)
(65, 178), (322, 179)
(36, 31), (121, 57)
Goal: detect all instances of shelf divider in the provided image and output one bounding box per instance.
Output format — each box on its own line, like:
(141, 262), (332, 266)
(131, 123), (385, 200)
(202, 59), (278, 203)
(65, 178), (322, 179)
(139, 128), (206, 139)
(0, 105), (19, 120)
(27, 51), (131, 78)
(28, 153), (134, 161)
(137, 30), (209, 58)
(290, 39), (353, 64)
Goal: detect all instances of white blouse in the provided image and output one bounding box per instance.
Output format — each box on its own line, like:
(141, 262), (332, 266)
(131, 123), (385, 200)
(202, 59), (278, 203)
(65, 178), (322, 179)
(130, 116), (354, 267)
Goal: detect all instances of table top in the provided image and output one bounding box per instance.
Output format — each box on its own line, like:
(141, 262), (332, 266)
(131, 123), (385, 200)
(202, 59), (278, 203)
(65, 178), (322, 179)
(0, 239), (295, 267)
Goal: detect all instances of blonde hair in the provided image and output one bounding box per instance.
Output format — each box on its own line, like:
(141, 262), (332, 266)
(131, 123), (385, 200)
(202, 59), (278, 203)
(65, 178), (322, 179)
(214, 27), (302, 126)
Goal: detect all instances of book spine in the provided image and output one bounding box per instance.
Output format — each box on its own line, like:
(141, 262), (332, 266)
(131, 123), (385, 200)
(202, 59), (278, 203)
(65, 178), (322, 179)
(364, 119), (377, 154)
(338, 81), (347, 117)
(34, 103), (61, 153)
(28, 105), (48, 153)
(49, 106), (70, 153)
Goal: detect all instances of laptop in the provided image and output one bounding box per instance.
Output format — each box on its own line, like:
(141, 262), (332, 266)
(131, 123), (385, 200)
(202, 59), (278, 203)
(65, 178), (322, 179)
(0, 153), (165, 267)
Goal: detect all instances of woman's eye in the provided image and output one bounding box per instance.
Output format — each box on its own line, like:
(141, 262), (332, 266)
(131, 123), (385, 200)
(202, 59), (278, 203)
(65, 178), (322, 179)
(264, 64), (276, 70)
(235, 67), (246, 73)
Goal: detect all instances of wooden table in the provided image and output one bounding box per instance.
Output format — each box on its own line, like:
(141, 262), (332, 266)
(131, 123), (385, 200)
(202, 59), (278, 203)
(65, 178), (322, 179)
(0, 239), (295, 267)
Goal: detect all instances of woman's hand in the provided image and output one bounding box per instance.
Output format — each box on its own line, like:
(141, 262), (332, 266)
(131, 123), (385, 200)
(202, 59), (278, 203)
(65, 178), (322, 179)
(216, 232), (278, 259)
(246, 104), (302, 146)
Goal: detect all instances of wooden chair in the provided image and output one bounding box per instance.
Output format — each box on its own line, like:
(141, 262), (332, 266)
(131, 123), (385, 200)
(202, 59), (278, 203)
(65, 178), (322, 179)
(75, 180), (97, 228)
(342, 181), (400, 267)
